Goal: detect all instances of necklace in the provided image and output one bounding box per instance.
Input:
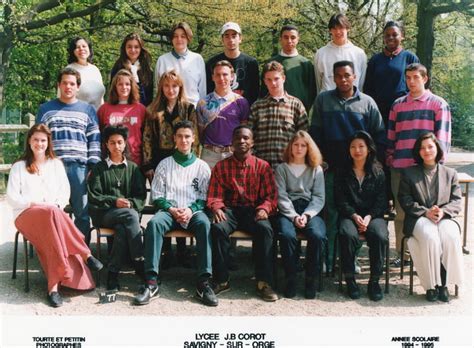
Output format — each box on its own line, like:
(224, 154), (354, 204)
(111, 165), (126, 187)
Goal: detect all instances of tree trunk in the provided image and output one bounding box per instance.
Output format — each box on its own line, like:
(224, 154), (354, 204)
(416, 0), (435, 78)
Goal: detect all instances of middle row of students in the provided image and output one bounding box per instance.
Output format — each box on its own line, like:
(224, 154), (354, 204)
(89, 120), (389, 307)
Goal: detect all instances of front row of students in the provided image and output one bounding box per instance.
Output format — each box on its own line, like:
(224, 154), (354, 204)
(6, 123), (464, 307)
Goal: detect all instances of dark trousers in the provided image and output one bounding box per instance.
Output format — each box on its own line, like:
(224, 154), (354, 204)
(211, 207), (274, 284)
(339, 217), (388, 278)
(144, 211), (211, 281)
(93, 208), (143, 273)
(276, 199), (326, 278)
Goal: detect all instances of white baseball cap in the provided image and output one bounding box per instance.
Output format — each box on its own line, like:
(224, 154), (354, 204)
(220, 22), (241, 35)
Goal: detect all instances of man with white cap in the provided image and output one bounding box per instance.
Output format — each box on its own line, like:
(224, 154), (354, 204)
(206, 22), (260, 105)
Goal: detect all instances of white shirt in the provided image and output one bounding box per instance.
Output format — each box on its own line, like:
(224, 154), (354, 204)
(6, 158), (70, 219)
(66, 62), (105, 110)
(154, 51), (207, 106)
(313, 41), (367, 94)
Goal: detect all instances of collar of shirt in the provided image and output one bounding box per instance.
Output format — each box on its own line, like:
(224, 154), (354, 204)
(128, 59), (141, 82)
(171, 49), (189, 60)
(212, 91), (235, 102)
(334, 86), (360, 101)
(407, 90), (431, 103)
(383, 46), (403, 57)
(268, 91), (290, 103)
(106, 157), (128, 168)
(279, 50), (299, 58)
(231, 153), (255, 168)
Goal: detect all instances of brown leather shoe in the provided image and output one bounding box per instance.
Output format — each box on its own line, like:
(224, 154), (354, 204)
(256, 281), (278, 302)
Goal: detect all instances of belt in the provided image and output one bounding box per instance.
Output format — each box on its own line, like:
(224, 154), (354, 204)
(204, 144), (232, 153)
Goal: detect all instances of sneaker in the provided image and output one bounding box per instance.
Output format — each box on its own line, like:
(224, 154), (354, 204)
(426, 288), (438, 302)
(284, 276), (296, 298)
(86, 256), (103, 271)
(211, 280), (231, 295)
(391, 257), (411, 268)
(196, 280), (218, 306)
(367, 280), (383, 301)
(47, 291), (63, 308)
(256, 281), (278, 302)
(345, 277), (361, 299)
(354, 259), (361, 274)
(305, 277), (317, 299)
(106, 271), (120, 292)
(437, 286), (449, 303)
(133, 284), (160, 305)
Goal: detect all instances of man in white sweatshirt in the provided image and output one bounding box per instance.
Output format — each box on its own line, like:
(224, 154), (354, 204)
(314, 13), (367, 95)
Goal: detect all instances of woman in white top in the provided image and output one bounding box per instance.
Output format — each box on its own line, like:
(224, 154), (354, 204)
(66, 36), (105, 110)
(275, 130), (326, 299)
(6, 124), (103, 308)
(155, 22), (206, 106)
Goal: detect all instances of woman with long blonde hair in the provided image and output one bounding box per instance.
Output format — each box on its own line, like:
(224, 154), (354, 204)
(275, 130), (326, 299)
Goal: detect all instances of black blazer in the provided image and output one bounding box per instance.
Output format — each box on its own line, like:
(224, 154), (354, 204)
(398, 164), (461, 236)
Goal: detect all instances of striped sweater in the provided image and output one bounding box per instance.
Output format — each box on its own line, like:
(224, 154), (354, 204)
(249, 93), (308, 167)
(386, 90), (451, 169)
(36, 99), (101, 166)
(150, 151), (210, 214)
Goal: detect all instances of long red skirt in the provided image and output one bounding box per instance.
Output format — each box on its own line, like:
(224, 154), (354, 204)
(15, 205), (95, 292)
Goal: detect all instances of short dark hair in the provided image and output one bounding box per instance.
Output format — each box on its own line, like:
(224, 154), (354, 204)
(383, 20), (404, 35)
(212, 60), (234, 74)
(57, 67), (81, 86)
(232, 125), (253, 138)
(103, 125), (129, 144)
(405, 63), (428, 78)
(173, 120), (195, 135)
(333, 60), (354, 74)
(280, 24), (298, 37)
(412, 132), (444, 164)
(67, 36), (93, 64)
(328, 13), (351, 30)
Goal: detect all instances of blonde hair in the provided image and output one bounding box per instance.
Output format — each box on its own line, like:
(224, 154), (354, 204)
(108, 69), (140, 105)
(148, 70), (188, 115)
(283, 130), (322, 168)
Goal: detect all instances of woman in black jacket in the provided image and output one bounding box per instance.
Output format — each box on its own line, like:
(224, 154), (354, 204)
(335, 131), (388, 301)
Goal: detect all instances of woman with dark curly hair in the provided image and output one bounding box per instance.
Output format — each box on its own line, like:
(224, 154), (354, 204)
(66, 36), (105, 110)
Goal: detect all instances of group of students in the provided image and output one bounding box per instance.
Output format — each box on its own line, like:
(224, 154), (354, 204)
(6, 13), (464, 308)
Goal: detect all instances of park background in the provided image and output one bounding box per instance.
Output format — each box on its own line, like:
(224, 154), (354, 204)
(0, 2), (473, 347)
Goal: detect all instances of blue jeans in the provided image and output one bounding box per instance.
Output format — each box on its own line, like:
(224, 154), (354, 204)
(144, 211), (212, 281)
(64, 162), (90, 242)
(276, 199), (327, 278)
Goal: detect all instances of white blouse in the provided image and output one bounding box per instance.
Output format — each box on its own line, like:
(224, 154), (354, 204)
(6, 158), (71, 219)
(66, 62), (105, 110)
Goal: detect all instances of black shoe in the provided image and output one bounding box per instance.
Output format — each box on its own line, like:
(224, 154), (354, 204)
(305, 277), (317, 299)
(437, 286), (449, 302)
(426, 288), (438, 302)
(196, 280), (218, 306)
(133, 284), (160, 305)
(86, 256), (103, 271)
(47, 291), (63, 308)
(391, 257), (411, 268)
(346, 277), (360, 299)
(367, 280), (383, 301)
(284, 276), (296, 298)
(211, 280), (231, 295)
(107, 271), (120, 291)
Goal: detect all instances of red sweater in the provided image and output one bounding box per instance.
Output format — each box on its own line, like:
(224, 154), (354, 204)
(98, 102), (146, 166)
